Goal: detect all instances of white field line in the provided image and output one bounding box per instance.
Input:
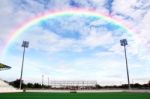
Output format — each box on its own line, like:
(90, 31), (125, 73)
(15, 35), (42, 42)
(26, 89), (150, 93)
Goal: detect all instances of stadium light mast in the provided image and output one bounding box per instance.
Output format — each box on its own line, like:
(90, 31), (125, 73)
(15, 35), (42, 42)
(42, 75), (44, 87)
(120, 39), (131, 89)
(48, 76), (49, 86)
(19, 41), (29, 89)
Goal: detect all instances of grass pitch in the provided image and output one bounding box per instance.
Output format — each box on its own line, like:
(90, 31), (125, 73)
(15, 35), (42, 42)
(0, 92), (150, 99)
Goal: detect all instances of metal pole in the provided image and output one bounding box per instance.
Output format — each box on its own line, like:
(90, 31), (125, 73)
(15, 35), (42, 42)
(48, 76), (49, 86)
(124, 45), (131, 89)
(42, 75), (44, 87)
(19, 46), (26, 89)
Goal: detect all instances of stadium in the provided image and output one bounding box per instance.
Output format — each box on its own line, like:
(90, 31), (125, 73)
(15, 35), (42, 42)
(1, 41), (150, 98)
(0, 52), (150, 98)
(1, 0), (150, 99)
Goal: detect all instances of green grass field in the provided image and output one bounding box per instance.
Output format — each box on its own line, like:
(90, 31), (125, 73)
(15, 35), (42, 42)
(0, 92), (150, 99)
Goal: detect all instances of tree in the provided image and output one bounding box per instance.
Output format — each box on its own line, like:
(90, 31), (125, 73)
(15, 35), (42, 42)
(95, 84), (102, 89)
(33, 83), (42, 88)
(9, 79), (25, 89)
(27, 83), (34, 88)
(148, 81), (150, 89)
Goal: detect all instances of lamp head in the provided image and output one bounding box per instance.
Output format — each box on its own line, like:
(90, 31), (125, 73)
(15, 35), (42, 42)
(120, 39), (128, 46)
(22, 41), (29, 48)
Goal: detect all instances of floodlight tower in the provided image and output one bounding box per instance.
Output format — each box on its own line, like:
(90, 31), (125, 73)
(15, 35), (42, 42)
(120, 39), (131, 89)
(19, 41), (29, 89)
(42, 75), (44, 87)
(48, 76), (49, 86)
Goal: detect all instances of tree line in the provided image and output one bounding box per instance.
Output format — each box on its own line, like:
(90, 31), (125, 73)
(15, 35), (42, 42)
(9, 79), (50, 89)
(9, 79), (150, 89)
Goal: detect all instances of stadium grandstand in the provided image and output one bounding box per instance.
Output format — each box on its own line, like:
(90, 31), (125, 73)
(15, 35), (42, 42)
(49, 80), (97, 89)
(0, 63), (22, 93)
(0, 63), (11, 71)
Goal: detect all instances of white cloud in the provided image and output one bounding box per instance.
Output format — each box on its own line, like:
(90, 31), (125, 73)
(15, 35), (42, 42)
(81, 30), (114, 48)
(0, 0), (150, 85)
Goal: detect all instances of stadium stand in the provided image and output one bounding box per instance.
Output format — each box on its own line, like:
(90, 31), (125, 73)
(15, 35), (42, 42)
(0, 63), (22, 93)
(49, 80), (97, 89)
(0, 79), (22, 93)
(0, 63), (11, 71)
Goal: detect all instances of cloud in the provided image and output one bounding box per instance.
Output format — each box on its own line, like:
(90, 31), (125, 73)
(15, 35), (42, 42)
(81, 30), (114, 48)
(11, 15), (122, 53)
(0, 0), (150, 85)
(112, 0), (150, 24)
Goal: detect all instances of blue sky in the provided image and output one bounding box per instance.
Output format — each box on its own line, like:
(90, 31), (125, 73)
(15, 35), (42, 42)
(0, 0), (150, 86)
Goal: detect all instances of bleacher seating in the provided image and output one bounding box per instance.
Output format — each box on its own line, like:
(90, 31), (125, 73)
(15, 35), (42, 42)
(0, 79), (22, 93)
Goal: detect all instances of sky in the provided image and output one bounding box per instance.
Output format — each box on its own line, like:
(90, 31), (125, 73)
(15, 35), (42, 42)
(0, 0), (150, 86)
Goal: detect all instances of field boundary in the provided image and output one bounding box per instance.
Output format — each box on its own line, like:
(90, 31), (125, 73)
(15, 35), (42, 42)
(25, 89), (150, 93)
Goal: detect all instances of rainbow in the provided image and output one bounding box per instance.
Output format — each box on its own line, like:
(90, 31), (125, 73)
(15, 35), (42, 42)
(3, 9), (135, 55)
